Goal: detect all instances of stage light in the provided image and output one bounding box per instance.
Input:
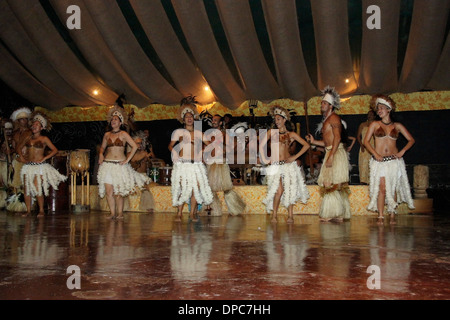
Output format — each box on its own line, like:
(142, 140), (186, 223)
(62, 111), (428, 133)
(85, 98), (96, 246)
(93, 89), (99, 96)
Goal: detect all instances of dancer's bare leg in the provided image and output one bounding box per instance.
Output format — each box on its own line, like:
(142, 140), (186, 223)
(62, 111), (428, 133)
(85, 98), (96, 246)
(105, 184), (116, 219)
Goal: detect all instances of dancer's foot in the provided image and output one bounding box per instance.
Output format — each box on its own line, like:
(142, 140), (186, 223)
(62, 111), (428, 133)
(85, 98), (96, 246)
(106, 214), (115, 220)
(287, 217), (294, 224)
(116, 214), (124, 220)
(271, 215), (277, 223)
(37, 212), (45, 218)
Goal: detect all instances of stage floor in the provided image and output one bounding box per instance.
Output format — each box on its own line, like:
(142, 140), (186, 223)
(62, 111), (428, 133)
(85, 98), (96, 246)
(0, 210), (449, 301)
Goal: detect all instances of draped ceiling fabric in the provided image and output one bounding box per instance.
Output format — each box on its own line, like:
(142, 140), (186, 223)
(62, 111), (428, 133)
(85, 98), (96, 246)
(0, 0), (449, 112)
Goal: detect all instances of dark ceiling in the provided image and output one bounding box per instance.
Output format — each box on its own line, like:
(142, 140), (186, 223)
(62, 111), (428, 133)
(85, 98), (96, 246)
(0, 0), (448, 114)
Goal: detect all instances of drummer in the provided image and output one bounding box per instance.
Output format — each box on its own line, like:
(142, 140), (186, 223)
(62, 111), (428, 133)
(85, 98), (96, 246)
(127, 131), (155, 213)
(168, 95), (213, 221)
(97, 106), (150, 220)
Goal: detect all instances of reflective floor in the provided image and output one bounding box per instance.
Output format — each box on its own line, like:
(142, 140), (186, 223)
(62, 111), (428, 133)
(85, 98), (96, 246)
(0, 210), (449, 300)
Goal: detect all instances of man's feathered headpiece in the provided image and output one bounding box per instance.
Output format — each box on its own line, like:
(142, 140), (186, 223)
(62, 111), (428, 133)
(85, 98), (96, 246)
(10, 107), (32, 121)
(321, 86), (341, 110)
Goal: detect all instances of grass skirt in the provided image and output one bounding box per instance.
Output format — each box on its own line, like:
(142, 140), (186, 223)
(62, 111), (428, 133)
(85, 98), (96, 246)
(368, 157), (415, 213)
(207, 163), (233, 192)
(171, 161), (213, 207)
(11, 158), (24, 189)
(21, 163), (67, 197)
(317, 144), (349, 187)
(97, 161), (150, 198)
(317, 145), (351, 220)
(263, 162), (309, 213)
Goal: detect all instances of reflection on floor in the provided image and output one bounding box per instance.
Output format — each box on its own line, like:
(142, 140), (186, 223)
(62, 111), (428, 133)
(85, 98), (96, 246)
(0, 210), (449, 300)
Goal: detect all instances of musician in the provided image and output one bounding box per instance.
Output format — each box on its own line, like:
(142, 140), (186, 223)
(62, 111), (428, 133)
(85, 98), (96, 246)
(10, 107), (32, 193)
(168, 95), (213, 222)
(260, 105), (310, 223)
(127, 131), (156, 213)
(97, 106), (150, 220)
(0, 121), (14, 188)
(306, 86), (351, 222)
(16, 112), (67, 217)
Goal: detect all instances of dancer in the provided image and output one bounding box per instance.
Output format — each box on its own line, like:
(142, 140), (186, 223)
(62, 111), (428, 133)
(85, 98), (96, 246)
(356, 110), (376, 184)
(97, 106), (150, 220)
(205, 114), (246, 216)
(16, 112), (67, 217)
(260, 105), (310, 223)
(168, 95), (213, 222)
(363, 95), (415, 224)
(307, 86), (351, 222)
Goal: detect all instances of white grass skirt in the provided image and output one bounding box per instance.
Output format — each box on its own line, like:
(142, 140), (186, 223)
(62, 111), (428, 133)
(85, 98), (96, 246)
(21, 163), (67, 197)
(263, 162), (309, 212)
(171, 161), (213, 207)
(368, 157), (415, 213)
(97, 160), (150, 198)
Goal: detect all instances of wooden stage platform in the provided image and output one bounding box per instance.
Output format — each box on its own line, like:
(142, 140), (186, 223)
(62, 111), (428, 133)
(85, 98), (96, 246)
(75, 184), (420, 216)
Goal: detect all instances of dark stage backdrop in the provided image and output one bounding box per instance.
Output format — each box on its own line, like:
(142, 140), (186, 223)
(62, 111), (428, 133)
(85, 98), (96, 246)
(47, 109), (450, 187)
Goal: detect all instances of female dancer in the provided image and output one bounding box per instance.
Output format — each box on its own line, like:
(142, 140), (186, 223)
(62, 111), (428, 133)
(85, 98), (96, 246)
(97, 106), (149, 219)
(260, 105), (310, 223)
(363, 95), (415, 223)
(17, 112), (66, 217)
(168, 95), (213, 222)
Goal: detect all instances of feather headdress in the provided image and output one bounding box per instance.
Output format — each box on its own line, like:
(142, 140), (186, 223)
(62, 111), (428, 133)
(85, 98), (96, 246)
(107, 106), (128, 125)
(321, 86), (341, 110)
(269, 105), (291, 121)
(177, 95), (199, 123)
(370, 94), (396, 112)
(10, 107), (32, 121)
(31, 111), (52, 131)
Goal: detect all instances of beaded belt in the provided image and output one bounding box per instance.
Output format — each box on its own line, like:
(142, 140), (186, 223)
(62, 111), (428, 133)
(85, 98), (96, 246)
(177, 159), (201, 164)
(373, 155), (396, 162)
(272, 160), (286, 165)
(104, 160), (121, 164)
(26, 161), (47, 165)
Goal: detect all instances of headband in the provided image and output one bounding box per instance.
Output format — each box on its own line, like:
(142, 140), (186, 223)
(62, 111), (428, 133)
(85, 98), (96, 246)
(375, 97), (392, 110)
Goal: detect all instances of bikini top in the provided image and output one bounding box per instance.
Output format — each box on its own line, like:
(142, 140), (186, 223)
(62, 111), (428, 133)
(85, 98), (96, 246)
(25, 141), (44, 149)
(107, 138), (126, 147)
(374, 126), (399, 140)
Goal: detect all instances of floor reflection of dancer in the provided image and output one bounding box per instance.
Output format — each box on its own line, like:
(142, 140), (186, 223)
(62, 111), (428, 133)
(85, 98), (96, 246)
(168, 95), (213, 222)
(307, 86), (351, 222)
(16, 112), (67, 217)
(363, 95), (415, 224)
(97, 106), (150, 220)
(260, 105), (310, 223)
(205, 114), (246, 216)
(128, 131), (155, 213)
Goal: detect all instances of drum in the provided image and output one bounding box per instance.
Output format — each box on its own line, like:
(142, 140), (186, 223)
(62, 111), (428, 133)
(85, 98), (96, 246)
(70, 149), (90, 173)
(48, 150), (70, 212)
(159, 167), (172, 185)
